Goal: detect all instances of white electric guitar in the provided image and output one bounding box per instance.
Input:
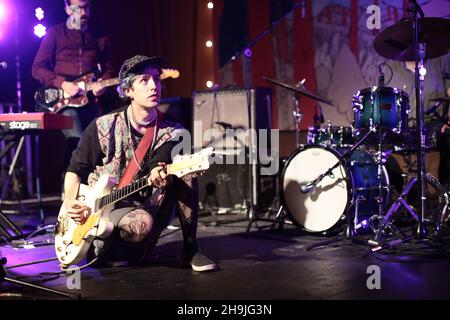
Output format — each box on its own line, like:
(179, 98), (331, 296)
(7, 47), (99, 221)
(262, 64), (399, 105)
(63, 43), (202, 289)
(54, 148), (213, 267)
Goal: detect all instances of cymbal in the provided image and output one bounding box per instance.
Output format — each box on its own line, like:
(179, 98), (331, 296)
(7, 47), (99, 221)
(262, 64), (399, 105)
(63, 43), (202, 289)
(374, 17), (450, 61)
(263, 77), (334, 106)
(430, 97), (450, 103)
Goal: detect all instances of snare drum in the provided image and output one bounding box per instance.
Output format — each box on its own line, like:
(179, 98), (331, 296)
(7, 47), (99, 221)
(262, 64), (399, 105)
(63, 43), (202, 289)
(352, 86), (410, 136)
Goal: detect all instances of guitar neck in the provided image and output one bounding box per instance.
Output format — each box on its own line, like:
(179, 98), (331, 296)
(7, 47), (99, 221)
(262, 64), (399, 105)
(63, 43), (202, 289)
(96, 175), (148, 211)
(95, 164), (177, 211)
(85, 78), (120, 92)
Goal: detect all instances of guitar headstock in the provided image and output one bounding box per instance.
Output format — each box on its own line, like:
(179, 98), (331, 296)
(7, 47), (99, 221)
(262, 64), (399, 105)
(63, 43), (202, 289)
(161, 68), (180, 80)
(168, 148), (214, 178)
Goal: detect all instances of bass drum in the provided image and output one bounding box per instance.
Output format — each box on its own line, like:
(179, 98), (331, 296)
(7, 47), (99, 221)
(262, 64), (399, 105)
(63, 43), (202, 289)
(280, 145), (391, 233)
(280, 145), (352, 232)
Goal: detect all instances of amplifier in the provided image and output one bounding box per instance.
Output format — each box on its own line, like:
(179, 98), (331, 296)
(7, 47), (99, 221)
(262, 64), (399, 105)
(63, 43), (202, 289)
(193, 88), (275, 214)
(192, 87), (272, 150)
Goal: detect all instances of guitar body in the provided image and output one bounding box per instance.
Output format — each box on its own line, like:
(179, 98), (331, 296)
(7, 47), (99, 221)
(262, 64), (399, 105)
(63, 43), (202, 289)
(54, 147), (212, 268)
(54, 175), (116, 266)
(35, 73), (94, 113)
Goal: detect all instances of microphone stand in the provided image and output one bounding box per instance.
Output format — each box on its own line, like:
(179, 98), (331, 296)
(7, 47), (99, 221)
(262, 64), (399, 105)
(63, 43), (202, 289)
(221, 3), (302, 232)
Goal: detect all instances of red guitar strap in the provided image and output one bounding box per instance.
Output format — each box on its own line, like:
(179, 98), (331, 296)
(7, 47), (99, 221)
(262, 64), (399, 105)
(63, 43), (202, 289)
(117, 110), (163, 189)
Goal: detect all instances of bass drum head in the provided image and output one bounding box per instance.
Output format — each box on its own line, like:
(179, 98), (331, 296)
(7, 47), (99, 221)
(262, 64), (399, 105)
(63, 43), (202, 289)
(280, 145), (351, 232)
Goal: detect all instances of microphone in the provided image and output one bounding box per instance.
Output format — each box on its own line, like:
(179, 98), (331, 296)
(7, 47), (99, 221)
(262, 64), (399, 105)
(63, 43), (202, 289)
(299, 181), (316, 194)
(425, 101), (442, 116)
(0, 61), (7, 70)
(195, 99), (206, 107)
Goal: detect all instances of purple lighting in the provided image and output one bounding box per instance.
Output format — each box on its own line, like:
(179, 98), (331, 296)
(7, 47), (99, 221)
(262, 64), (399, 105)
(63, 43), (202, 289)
(34, 23), (46, 38)
(0, 2), (6, 22)
(35, 7), (44, 21)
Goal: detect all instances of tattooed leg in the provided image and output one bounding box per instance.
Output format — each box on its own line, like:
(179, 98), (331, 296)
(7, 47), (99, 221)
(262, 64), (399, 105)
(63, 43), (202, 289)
(117, 209), (153, 243)
(174, 175), (199, 250)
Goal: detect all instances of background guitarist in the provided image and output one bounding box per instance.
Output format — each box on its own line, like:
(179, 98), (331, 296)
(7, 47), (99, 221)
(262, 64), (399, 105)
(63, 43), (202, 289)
(62, 55), (219, 272)
(31, 0), (115, 168)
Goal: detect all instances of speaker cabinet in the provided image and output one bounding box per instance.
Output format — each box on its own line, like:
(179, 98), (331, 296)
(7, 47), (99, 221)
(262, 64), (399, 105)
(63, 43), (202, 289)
(192, 87), (272, 150)
(192, 88), (275, 213)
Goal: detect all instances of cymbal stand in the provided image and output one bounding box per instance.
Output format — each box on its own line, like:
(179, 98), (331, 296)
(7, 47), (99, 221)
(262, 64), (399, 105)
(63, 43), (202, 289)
(293, 90), (303, 149)
(264, 90), (304, 231)
(371, 88), (390, 239)
(369, 0), (449, 254)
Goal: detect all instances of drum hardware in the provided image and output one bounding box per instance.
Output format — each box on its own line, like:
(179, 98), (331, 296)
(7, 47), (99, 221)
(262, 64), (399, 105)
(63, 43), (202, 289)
(352, 86), (410, 146)
(351, 65), (401, 237)
(263, 76), (334, 150)
(429, 97), (450, 104)
(297, 127), (376, 196)
(287, 127), (378, 248)
(263, 77), (334, 106)
(307, 123), (355, 148)
(372, 172), (449, 245)
(368, 1), (450, 253)
(292, 80), (304, 149)
(245, 75), (335, 235)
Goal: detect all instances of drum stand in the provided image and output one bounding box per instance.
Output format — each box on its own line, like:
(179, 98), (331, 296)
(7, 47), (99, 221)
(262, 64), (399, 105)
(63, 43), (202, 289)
(369, 1), (449, 254)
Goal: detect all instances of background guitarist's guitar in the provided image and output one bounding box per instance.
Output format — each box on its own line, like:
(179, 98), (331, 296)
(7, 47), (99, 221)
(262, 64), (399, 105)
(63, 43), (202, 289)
(54, 148), (212, 268)
(35, 69), (180, 113)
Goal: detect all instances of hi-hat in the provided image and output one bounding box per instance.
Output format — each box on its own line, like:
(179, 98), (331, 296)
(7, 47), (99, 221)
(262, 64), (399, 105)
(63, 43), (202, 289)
(263, 77), (334, 106)
(374, 17), (450, 61)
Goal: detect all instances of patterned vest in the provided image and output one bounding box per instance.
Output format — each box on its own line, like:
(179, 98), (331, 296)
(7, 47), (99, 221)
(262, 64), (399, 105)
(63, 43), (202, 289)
(87, 107), (184, 187)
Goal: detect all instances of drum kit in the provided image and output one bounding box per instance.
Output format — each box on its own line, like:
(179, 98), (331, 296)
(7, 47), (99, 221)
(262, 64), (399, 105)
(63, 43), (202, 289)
(265, 8), (450, 249)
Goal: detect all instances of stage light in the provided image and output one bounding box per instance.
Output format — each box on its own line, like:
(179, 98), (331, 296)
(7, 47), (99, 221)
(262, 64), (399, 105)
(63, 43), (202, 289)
(34, 24), (46, 38)
(205, 40), (213, 48)
(419, 67), (427, 77)
(35, 7), (44, 21)
(0, 2), (6, 22)
(206, 80), (214, 88)
(207, 2), (214, 9)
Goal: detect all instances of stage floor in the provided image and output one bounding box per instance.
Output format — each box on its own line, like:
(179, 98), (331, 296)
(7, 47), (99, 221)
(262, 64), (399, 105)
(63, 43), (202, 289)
(1, 204), (450, 301)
